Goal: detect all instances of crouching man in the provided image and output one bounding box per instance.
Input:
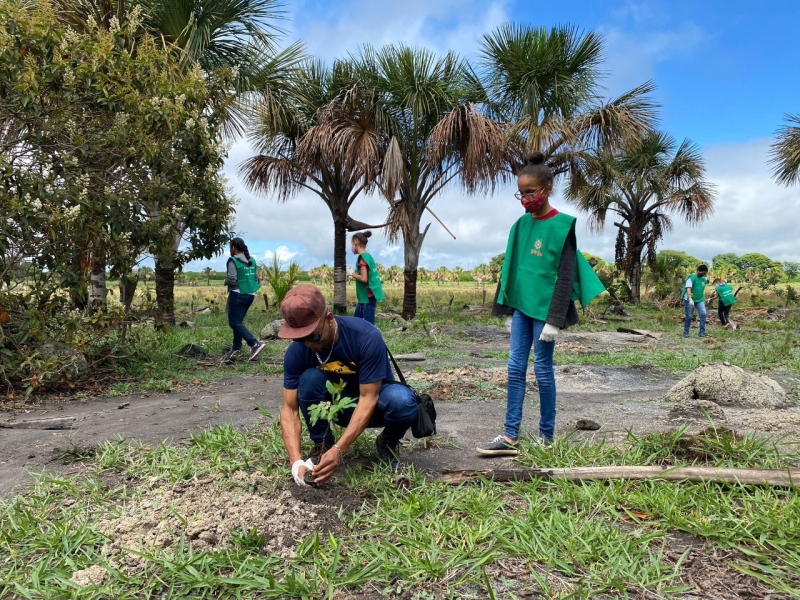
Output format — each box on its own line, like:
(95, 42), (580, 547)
(277, 284), (418, 486)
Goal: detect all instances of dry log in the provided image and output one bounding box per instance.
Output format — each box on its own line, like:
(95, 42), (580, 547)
(440, 466), (798, 488)
(0, 416), (77, 430)
(616, 328), (663, 340)
(393, 353), (426, 361)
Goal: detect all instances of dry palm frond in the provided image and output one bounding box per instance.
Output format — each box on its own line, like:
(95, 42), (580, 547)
(238, 154), (304, 201)
(381, 136), (406, 201)
(427, 103), (510, 194)
(384, 199), (410, 244)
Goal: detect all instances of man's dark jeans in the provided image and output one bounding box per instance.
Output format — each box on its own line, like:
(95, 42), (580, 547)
(227, 291), (256, 351)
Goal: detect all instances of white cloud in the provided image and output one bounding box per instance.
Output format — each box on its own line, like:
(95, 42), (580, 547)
(263, 245), (299, 263)
(289, 0), (509, 61)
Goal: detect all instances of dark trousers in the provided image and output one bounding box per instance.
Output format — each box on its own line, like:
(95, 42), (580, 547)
(718, 303), (732, 325)
(354, 297), (377, 324)
(227, 292), (256, 351)
(296, 368), (418, 444)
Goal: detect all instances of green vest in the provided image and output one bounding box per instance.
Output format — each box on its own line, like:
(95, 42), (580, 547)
(681, 273), (707, 303)
(717, 284), (737, 306)
(499, 212), (603, 321)
(231, 255), (260, 294)
(355, 252), (384, 302)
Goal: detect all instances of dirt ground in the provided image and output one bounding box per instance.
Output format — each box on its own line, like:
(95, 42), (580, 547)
(3, 340), (799, 497)
(4, 328), (800, 598)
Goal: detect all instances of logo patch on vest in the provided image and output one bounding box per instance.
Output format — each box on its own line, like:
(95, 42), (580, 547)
(530, 239), (543, 257)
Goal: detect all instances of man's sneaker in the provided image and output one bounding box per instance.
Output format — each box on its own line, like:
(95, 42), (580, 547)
(476, 435), (519, 456)
(375, 432), (400, 463)
(683, 333), (690, 339)
(220, 349), (240, 365)
(308, 439), (335, 464)
(249, 341), (266, 361)
(534, 436), (553, 449)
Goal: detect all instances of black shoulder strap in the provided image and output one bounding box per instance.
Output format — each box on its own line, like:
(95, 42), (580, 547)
(386, 346), (407, 385)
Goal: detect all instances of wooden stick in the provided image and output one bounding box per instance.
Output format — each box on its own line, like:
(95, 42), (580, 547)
(393, 353), (426, 361)
(440, 466), (798, 488)
(425, 206), (456, 240)
(0, 416), (77, 430)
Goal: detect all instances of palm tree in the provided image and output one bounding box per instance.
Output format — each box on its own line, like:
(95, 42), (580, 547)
(567, 131), (716, 302)
(202, 266), (214, 286)
(476, 24), (658, 178)
(241, 60), (384, 315)
(769, 114), (800, 186)
(346, 44), (508, 319)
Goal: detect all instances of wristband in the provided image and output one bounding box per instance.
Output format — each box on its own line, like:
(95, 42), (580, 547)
(333, 443), (344, 464)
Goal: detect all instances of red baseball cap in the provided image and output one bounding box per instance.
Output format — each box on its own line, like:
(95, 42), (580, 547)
(278, 284), (328, 339)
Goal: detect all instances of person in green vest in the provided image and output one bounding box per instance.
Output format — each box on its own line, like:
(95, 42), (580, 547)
(681, 264), (709, 338)
(712, 278), (737, 326)
(222, 237), (266, 363)
(477, 153), (606, 456)
(349, 231), (384, 325)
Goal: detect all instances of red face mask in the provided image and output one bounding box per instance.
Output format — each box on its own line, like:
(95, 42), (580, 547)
(521, 192), (548, 214)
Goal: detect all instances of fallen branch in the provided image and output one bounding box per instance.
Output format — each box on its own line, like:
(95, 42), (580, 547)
(0, 416), (77, 430)
(440, 466), (798, 488)
(393, 353), (426, 361)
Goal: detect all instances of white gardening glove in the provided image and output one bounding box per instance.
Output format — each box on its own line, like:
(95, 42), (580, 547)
(539, 323), (559, 342)
(688, 298), (695, 308)
(291, 458), (315, 486)
(504, 315), (513, 334)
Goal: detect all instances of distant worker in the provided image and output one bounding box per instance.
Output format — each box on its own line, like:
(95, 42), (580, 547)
(478, 153), (605, 456)
(682, 264), (709, 338)
(712, 278), (737, 327)
(349, 231), (384, 325)
(222, 237), (266, 363)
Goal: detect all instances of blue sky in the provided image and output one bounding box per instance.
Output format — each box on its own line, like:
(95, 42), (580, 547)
(188, 0), (800, 272)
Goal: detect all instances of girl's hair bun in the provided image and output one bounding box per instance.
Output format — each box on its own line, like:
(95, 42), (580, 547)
(526, 152), (546, 166)
(364, 230), (372, 239)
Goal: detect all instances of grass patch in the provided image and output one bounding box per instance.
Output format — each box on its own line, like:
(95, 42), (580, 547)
(2, 422), (800, 598)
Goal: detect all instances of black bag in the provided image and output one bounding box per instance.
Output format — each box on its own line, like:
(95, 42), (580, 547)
(387, 348), (437, 438)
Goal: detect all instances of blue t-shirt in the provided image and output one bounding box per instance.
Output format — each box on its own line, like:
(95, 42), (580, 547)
(283, 316), (394, 389)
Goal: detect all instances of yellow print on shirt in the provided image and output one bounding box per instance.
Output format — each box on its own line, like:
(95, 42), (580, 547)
(530, 238), (543, 257)
(317, 360), (358, 375)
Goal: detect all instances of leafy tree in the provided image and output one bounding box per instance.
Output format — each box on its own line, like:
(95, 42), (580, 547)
(567, 131), (716, 302)
(783, 261), (800, 281)
(52, 0), (300, 325)
(488, 253), (505, 283)
(202, 267), (214, 286)
(0, 0), (232, 323)
(769, 114), (800, 186)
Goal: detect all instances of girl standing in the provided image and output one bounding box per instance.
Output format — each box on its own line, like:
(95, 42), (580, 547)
(478, 153), (604, 455)
(349, 231), (384, 325)
(223, 237), (265, 363)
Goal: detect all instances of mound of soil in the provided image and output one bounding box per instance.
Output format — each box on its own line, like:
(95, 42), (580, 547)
(100, 471), (326, 563)
(664, 363), (790, 409)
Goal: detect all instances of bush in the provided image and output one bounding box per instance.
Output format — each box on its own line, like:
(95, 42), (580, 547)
(260, 257), (302, 306)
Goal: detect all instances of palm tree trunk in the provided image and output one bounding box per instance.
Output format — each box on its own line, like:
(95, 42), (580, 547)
(628, 229), (646, 303)
(401, 224), (430, 319)
(332, 217), (348, 314)
(154, 233), (182, 328)
(154, 259), (175, 328)
(629, 258), (643, 303)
